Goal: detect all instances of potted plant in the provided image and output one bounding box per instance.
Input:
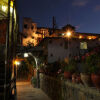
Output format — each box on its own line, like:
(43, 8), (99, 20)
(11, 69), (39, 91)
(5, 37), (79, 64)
(89, 54), (100, 89)
(31, 77), (37, 88)
(80, 62), (92, 86)
(80, 52), (95, 87)
(64, 59), (77, 80)
(71, 60), (81, 83)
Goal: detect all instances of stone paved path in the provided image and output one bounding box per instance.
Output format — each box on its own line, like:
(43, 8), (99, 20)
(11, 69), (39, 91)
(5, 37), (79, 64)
(16, 82), (51, 100)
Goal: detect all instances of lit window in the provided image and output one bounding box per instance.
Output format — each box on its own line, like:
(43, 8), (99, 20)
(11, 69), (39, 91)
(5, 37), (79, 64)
(80, 42), (87, 49)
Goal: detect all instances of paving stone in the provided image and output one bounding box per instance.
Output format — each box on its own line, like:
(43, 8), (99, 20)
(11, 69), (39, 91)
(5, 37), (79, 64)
(17, 82), (51, 100)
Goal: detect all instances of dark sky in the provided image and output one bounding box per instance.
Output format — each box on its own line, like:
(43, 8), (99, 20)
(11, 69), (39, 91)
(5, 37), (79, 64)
(17, 0), (100, 33)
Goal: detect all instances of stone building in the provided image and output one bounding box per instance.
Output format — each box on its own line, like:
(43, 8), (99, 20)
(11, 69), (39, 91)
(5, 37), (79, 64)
(22, 18), (41, 46)
(37, 27), (49, 38)
(22, 18), (50, 46)
(38, 33), (100, 63)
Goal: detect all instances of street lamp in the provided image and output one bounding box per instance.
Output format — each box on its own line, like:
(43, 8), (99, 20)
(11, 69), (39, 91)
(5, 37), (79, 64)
(14, 60), (21, 66)
(24, 53), (29, 58)
(2, 5), (7, 12)
(67, 31), (71, 37)
(24, 53), (39, 88)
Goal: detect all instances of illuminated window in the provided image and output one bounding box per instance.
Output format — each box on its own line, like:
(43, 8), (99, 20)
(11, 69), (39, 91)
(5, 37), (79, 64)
(80, 42), (87, 49)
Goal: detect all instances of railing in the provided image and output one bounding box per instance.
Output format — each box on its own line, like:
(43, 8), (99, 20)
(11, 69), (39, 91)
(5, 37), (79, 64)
(40, 74), (100, 100)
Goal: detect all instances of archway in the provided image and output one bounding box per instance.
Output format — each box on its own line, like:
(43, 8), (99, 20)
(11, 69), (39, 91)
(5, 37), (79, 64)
(15, 53), (38, 82)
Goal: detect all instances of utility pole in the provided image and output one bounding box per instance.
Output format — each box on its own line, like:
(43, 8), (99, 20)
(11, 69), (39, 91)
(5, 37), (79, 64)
(52, 16), (56, 33)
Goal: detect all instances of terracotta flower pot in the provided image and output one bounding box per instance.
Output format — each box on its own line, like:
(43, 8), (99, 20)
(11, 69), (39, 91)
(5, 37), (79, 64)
(81, 73), (92, 87)
(91, 74), (100, 89)
(64, 71), (72, 79)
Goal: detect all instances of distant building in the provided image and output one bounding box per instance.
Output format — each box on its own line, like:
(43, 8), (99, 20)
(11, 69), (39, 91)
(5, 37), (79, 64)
(37, 27), (49, 38)
(38, 34), (100, 63)
(22, 18), (50, 46)
(22, 18), (100, 49)
(51, 24), (100, 40)
(22, 18), (42, 46)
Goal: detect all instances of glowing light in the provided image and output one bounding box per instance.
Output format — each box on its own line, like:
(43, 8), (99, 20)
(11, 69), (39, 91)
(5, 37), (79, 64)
(67, 31), (71, 37)
(88, 37), (92, 40)
(14, 60), (21, 66)
(10, 7), (13, 13)
(88, 36), (92, 40)
(24, 53), (29, 58)
(2, 5), (7, 12)
(87, 36), (97, 40)
(62, 33), (65, 36)
(79, 35), (82, 39)
(11, 1), (13, 7)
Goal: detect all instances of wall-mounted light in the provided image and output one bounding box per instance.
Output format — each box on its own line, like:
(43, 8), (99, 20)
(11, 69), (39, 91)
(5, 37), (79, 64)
(67, 31), (71, 37)
(62, 33), (65, 36)
(13, 60), (21, 66)
(79, 35), (82, 39)
(2, 5), (7, 12)
(24, 53), (29, 58)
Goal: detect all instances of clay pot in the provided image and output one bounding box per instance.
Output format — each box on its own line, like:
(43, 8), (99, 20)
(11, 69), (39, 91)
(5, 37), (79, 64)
(80, 73), (92, 87)
(64, 71), (72, 79)
(91, 74), (100, 89)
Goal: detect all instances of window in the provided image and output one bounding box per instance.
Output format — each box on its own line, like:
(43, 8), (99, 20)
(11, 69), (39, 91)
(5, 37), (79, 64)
(24, 24), (27, 29)
(31, 25), (34, 30)
(32, 36), (34, 39)
(80, 42), (87, 49)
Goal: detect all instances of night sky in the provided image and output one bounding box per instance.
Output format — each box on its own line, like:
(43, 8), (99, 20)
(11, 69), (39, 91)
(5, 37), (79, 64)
(17, 0), (100, 33)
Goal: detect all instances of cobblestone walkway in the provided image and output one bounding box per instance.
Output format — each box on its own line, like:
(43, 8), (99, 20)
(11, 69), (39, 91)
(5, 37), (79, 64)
(16, 82), (51, 100)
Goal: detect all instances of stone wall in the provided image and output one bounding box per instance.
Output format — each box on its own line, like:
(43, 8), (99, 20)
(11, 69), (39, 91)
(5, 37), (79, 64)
(40, 74), (100, 100)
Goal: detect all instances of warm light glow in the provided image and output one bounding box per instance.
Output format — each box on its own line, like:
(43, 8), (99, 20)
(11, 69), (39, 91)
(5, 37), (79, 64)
(2, 5), (7, 12)
(24, 53), (29, 58)
(10, 7), (13, 13)
(79, 35), (82, 39)
(11, 1), (13, 7)
(62, 33), (65, 36)
(14, 60), (21, 66)
(87, 36), (97, 40)
(88, 37), (92, 40)
(67, 31), (71, 37)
